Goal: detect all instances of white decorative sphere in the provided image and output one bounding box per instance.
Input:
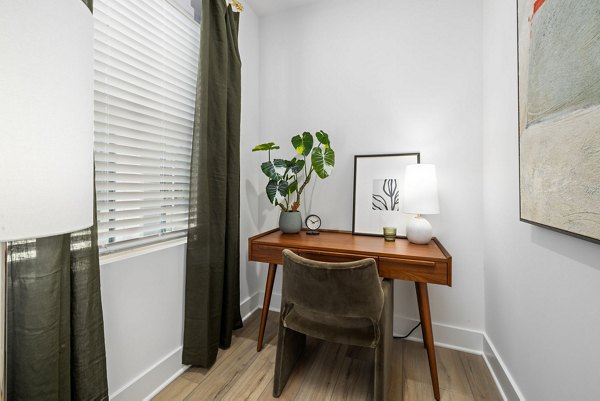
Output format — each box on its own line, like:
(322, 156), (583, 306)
(406, 216), (433, 244)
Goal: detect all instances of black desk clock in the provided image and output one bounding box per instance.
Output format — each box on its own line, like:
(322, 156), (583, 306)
(305, 214), (321, 235)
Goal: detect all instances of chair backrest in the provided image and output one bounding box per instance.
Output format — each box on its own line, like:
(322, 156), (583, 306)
(281, 249), (384, 322)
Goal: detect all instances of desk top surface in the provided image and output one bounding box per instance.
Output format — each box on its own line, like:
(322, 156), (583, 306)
(250, 229), (451, 263)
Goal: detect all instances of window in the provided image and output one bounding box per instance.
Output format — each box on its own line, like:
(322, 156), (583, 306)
(94, 0), (200, 253)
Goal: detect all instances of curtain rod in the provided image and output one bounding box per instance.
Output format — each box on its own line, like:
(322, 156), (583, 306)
(229, 0), (243, 12)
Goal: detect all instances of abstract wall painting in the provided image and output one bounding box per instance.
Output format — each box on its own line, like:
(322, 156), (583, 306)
(518, 0), (600, 243)
(352, 153), (419, 236)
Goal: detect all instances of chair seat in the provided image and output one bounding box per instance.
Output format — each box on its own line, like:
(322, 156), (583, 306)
(283, 306), (379, 348)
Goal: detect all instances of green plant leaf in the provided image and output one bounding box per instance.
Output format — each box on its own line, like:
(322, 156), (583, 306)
(315, 130), (330, 148)
(291, 132), (313, 156)
(261, 161), (279, 180)
(252, 142), (280, 152)
(290, 159), (305, 174)
(266, 180), (278, 204)
(287, 180), (298, 195)
(324, 147), (335, 170)
(273, 158), (292, 178)
(265, 179), (289, 205)
(272, 158), (288, 168)
(311, 146), (335, 179)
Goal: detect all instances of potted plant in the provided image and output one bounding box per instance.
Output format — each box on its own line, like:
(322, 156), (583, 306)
(253, 130), (335, 233)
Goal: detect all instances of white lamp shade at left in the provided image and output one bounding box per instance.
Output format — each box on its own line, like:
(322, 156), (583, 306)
(0, 0), (95, 241)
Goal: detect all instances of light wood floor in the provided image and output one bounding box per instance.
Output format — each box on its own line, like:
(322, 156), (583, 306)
(154, 310), (502, 401)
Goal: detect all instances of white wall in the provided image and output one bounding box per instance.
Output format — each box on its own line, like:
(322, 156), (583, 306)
(256, 0), (485, 348)
(238, 2), (263, 318)
(101, 244), (187, 400)
(482, 1), (600, 400)
(100, 5), (263, 400)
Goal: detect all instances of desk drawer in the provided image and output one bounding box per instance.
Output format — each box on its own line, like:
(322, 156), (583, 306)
(251, 244), (289, 265)
(379, 257), (450, 285)
(297, 250), (376, 264)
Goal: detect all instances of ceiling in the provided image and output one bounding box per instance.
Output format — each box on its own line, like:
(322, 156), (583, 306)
(245, 0), (321, 16)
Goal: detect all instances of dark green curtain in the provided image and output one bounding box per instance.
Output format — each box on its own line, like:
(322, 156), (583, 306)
(6, 0), (109, 400)
(183, 0), (243, 368)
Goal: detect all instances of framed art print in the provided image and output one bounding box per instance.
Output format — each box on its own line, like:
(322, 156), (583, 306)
(352, 153), (420, 237)
(518, 0), (600, 244)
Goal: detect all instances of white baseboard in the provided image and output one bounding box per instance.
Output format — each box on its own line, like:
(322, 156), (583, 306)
(482, 333), (525, 401)
(240, 292), (261, 321)
(393, 315), (484, 354)
(144, 362), (188, 401)
(110, 347), (187, 401)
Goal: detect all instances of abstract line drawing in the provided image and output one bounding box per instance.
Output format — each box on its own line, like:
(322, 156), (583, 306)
(372, 179), (400, 211)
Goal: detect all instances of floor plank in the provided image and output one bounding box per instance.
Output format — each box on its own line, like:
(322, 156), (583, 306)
(256, 338), (321, 401)
(403, 340), (435, 387)
(153, 377), (197, 401)
(292, 341), (347, 401)
(180, 312), (264, 385)
(387, 338), (404, 401)
(154, 310), (502, 401)
(460, 352), (503, 401)
(329, 353), (373, 401)
(436, 346), (473, 396)
(183, 338), (260, 400)
(220, 345), (276, 401)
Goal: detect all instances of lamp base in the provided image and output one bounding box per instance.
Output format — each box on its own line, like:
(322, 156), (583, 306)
(406, 215), (433, 244)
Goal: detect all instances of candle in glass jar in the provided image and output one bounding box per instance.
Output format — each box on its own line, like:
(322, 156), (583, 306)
(383, 227), (397, 241)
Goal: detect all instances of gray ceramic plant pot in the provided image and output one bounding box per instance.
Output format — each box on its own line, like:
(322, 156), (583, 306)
(279, 211), (302, 234)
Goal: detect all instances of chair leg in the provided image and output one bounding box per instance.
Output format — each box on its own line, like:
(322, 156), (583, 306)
(273, 322), (306, 397)
(374, 279), (394, 401)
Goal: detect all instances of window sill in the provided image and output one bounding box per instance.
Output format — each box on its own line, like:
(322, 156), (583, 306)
(99, 236), (187, 266)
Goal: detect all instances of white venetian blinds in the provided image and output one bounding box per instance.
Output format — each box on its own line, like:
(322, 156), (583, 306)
(94, 0), (200, 251)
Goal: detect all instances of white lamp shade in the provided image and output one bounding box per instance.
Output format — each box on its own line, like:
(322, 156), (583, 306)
(403, 164), (440, 215)
(0, 0), (94, 241)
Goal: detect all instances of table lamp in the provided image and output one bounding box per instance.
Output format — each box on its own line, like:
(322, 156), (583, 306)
(0, 0), (94, 398)
(403, 164), (440, 244)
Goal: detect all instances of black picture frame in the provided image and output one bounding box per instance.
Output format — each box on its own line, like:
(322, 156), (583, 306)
(352, 153), (420, 237)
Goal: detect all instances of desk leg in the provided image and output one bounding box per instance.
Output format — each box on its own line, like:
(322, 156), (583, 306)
(416, 282), (440, 401)
(257, 263), (277, 352)
(415, 283), (426, 348)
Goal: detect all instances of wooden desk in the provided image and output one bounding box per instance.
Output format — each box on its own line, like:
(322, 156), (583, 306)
(248, 229), (452, 400)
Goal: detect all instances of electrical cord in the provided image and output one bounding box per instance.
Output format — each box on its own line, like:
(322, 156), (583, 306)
(393, 322), (421, 339)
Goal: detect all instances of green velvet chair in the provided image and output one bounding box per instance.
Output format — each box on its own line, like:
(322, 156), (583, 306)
(273, 249), (394, 400)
